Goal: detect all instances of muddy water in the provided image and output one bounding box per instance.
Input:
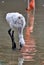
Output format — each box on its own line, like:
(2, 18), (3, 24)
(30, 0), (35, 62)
(0, 0), (44, 65)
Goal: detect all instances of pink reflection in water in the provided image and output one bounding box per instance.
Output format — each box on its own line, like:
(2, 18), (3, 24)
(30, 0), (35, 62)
(20, 36), (37, 61)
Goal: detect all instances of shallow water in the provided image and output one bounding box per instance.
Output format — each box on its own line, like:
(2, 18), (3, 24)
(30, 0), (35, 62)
(0, 0), (44, 65)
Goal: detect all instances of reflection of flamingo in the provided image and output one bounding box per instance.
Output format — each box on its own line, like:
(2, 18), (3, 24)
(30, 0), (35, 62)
(26, 0), (35, 32)
(20, 36), (37, 61)
(26, 0), (35, 11)
(19, 0), (36, 61)
(18, 0), (35, 63)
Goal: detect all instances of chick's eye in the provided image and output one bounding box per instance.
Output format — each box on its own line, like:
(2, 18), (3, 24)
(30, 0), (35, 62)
(18, 17), (21, 19)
